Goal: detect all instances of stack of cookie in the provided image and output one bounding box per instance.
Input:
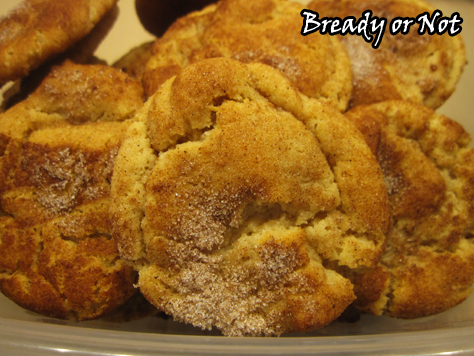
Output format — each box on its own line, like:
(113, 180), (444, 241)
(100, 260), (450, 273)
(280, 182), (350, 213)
(0, 0), (472, 337)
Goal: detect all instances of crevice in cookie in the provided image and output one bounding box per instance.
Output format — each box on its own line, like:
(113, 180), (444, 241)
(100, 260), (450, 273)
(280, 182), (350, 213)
(0, 133), (11, 158)
(310, 210), (329, 224)
(160, 97), (245, 153)
(34, 228), (44, 273)
(0, 206), (13, 219)
(240, 202), (288, 226)
(211, 95), (231, 108)
(59, 232), (112, 244)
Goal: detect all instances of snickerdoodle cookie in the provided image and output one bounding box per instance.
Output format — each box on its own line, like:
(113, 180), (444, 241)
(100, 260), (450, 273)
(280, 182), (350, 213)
(0, 61), (143, 320)
(142, 0), (352, 112)
(0, 0), (117, 87)
(111, 57), (390, 336)
(345, 100), (474, 318)
(308, 0), (466, 109)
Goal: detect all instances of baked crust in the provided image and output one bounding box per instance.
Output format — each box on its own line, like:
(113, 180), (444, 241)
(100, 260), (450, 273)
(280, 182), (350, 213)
(113, 41), (154, 82)
(0, 0), (117, 86)
(346, 101), (474, 318)
(111, 58), (390, 335)
(308, 0), (466, 109)
(0, 61), (143, 320)
(142, 0), (353, 112)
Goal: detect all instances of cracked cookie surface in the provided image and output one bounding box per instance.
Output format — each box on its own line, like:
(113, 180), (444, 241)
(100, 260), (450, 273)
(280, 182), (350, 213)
(111, 58), (390, 336)
(142, 0), (352, 112)
(0, 61), (143, 320)
(345, 100), (474, 318)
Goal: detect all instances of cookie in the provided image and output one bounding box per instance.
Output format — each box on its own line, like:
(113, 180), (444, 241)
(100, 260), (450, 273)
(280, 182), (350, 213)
(142, 0), (353, 112)
(0, 6), (117, 112)
(307, 0), (466, 109)
(113, 41), (154, 82)
(0, 0), (117, 87)
(0, 61), (144, 320)
(111, 57), (390, 336)
(345, 101), (474, 318)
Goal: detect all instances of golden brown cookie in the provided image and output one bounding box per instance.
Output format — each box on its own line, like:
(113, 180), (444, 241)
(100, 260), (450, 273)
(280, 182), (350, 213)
(113, 41), (154, 82)
(0, 4), (117, 112)
(0, 0), (117, 87)
(111, 57), (390, 336)
(142, 0), (353, 112)
(345, 101), (474, 318)
(0, 61), (144, 320)
(307, 0), (466, 109)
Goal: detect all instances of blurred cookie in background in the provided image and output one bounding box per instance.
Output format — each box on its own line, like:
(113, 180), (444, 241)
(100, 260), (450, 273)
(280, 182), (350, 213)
(1, 4), (118, 111)
(308, 0), (466, 109)
(0, 0), (118, 87)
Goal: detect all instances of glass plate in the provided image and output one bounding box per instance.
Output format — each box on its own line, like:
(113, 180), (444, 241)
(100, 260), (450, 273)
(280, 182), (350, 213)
(0, 0), (473, 354)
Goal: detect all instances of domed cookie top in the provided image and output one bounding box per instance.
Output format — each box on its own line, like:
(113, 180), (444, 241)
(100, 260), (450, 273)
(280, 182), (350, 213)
(111, 57), (390, 336)
(346, 100), (474, 318)
(0, 61), (143, 320)
(308, 0), (466, 109)
(0, 0), (117, 87)
(142, 0), (353, 112)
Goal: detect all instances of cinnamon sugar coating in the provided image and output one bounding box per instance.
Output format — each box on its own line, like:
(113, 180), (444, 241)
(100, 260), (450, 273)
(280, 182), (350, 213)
(0, 0), (117, 87)
(0, 61), (143, 320)
(111, 58), (390, 336)
(308, 0), (466, 109)
(142, 0), (352, 112)
(346, 101), (474, 318)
